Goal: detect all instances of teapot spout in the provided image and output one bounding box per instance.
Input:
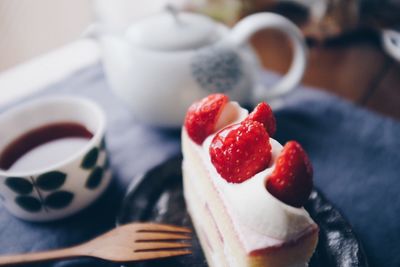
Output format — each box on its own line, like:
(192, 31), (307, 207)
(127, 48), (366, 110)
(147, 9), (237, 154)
(82, 22), (126, 40)
(83, 23), (131, 55)
(82, 23), (104, 39)
(90, 24), (135, 106)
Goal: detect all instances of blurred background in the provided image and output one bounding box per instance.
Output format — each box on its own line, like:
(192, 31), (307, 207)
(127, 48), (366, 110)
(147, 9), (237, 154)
(0, 2), (398, 267)
(0, 0), (92, 71)
(0, 0), (399, 117)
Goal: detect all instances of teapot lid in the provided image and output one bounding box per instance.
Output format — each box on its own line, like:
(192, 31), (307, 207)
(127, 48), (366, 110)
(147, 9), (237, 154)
(125, 10), (220, 51)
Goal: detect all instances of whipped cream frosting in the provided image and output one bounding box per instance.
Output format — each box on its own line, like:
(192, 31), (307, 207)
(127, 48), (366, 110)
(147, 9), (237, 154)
(187, 102), (316, 252)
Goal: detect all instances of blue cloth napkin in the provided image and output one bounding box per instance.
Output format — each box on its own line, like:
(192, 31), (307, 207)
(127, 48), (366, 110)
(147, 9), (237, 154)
(0, 64), (398, 267)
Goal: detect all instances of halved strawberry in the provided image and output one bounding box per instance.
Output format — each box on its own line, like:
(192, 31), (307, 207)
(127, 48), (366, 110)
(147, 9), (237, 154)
(184, 94), (229, 145)
(266, 141), (313, 207)
(246, 102), (276, 136)
(209, 120), (271, 183)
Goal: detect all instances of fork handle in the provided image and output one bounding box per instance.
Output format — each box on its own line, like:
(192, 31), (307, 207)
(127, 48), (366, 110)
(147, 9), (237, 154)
(0, 247), (83, 266)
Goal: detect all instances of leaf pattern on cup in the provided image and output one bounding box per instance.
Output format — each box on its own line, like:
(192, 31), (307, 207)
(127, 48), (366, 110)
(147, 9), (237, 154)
(103, 155), (110, 169)
(16, 196), (42, 212)
(36, 171), (66, 191)
(86, 166), (104, 189)
(7, 173), (75, 213)
(81, 147), (99, 169)
(5, 177), (33, 195)
(5, 143), (108, 215)
(100, 137), (106, 150)
(44, 191), (74, 209)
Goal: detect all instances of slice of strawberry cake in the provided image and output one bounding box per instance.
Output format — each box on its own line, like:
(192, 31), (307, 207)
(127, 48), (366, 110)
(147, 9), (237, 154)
(182, 94), (318, 267)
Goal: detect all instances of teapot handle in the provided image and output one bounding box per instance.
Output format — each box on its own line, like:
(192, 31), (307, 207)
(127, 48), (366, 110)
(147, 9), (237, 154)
(230, 13), (307, 102)
(382, 29), (400, 62)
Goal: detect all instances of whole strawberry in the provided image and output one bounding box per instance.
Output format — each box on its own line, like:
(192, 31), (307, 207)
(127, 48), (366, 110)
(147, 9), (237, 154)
(209, 120), (271, 183)
(266, 141), (313, 207)
(184, 94), (228, 145)
(246, 102), (276, 136)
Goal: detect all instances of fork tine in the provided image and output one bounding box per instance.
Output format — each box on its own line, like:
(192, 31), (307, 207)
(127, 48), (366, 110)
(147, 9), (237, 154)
(135, 232), (191, 241)
(135, 223), (191, 233)
(133, 249), (192, 261)
(134, 241), (191, 251)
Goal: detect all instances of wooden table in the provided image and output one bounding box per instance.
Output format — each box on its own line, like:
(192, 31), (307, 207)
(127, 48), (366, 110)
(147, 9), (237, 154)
(252, 30), (400, 120)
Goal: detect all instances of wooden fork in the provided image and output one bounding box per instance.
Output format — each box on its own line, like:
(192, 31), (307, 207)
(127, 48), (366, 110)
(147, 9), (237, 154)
(0, 223), (192, 266)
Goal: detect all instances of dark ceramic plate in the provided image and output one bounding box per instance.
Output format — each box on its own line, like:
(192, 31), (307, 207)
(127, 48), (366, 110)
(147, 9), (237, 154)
(117, 156), (369, 267)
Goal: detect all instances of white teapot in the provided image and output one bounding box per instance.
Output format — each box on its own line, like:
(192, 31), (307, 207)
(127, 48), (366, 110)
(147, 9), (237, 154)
(88, 9), (307, 127)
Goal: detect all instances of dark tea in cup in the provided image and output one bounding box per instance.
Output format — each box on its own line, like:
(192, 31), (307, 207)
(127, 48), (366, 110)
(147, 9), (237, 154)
(0, 122), (93, 172)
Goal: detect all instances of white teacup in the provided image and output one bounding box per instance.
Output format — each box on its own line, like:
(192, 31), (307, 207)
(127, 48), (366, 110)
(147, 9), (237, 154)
(0, 97), (111, 221)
